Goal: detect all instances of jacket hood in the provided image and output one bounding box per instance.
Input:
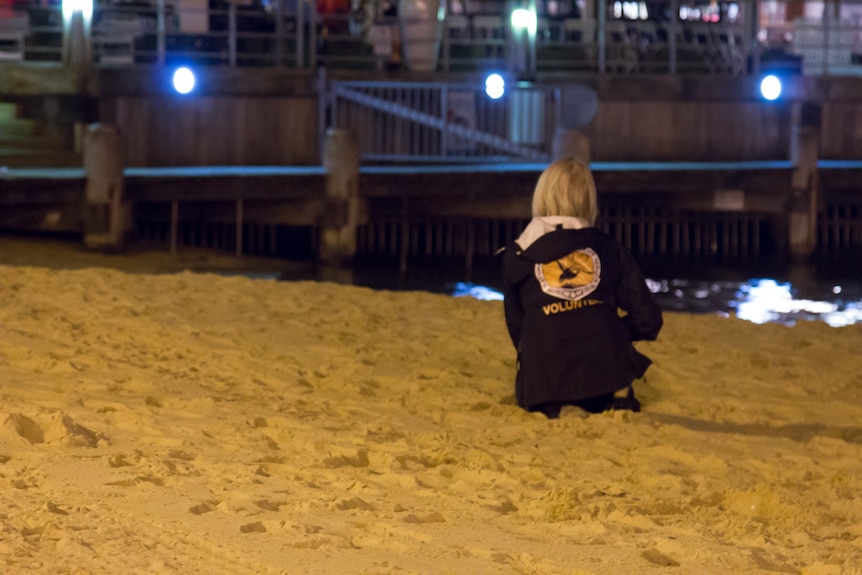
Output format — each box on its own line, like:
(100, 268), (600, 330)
(512, 216), (594, 265)
(515, 216), (591, 251)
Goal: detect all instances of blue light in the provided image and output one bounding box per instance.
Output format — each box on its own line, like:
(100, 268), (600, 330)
(485, 73), (505, 100)
(172, 67), (196, 95)
(760, 75), (781, 101)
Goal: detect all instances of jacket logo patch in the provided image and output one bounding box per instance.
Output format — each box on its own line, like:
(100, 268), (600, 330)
(535, 248), (601, 301)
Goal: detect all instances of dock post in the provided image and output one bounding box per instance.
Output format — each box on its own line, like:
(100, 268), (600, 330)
(788, 102), (821, 260)
(319, 128), (363, 266)
(170, 200), (178, 255)
(235, 198), (244, 257)
(551, 128), (591, 164)
(83, 124), (128, 252)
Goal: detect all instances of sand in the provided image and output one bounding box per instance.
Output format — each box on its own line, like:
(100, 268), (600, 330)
(1, 237), (861, 574)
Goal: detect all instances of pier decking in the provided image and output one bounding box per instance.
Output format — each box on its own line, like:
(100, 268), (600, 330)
(2, 161), (860, 262)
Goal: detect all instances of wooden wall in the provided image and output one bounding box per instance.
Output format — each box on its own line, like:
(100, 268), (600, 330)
(587, 101), (794, 162)
(821, 102), (862, 160)
(95, 95), (859, 166)
(98, 96), (319, 167)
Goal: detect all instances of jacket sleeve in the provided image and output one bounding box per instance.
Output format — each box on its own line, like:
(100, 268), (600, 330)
(501, 248), (524, 350)
(616, 246), (663, 341)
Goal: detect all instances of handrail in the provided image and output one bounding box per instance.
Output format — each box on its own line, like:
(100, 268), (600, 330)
(1, 0), (861, 75)
(9, 160), (862, 182)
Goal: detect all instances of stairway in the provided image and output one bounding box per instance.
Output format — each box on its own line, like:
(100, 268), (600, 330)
(0, 102), (82, 168)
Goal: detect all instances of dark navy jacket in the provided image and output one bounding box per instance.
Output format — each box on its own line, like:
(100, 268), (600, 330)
(502, 221), (663, 409)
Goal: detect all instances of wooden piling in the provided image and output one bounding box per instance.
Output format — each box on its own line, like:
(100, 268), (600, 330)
(319, 129), (362, 266)
(788, 102), (821, 260)
(170, 199), (178, 255)
(83, 124), (128, 252)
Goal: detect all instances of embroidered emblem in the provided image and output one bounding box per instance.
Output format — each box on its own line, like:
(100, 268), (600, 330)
(535, 248), (601, 301)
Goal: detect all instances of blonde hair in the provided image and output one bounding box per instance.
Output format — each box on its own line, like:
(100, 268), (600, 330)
(531, 158), (597, 225)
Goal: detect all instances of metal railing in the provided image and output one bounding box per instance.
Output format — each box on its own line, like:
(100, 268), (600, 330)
(325, 79), (558, 162)
(1, 0), (861, 75)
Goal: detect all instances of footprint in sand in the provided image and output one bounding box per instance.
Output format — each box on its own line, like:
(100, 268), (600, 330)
(6, 466), (42, 490)
(401, 511), (445, 524)
(336, 497), (375, 511)
(2, 412), (104, 448)
(254, 499), (285, 512)
(160, 450), (200, 477)
(189, 501), (218, 515)
(105, 475), (165, 487)
(239, 522), (267, 533)
(107, 454), (136, 468)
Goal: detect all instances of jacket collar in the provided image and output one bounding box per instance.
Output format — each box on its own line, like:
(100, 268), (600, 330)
(515, 216), (591, 251)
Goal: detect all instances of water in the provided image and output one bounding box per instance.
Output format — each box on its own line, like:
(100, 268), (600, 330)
(269, 256), (862, 328)
(636, 259), (862, 327)
(451, 277), (862, 328)
(644, 277), (860, 327)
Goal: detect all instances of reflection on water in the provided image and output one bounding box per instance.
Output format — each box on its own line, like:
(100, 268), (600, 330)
(451, 283), (504, 302)
(275, 257), (862, 328)
(453, 277), (862, 328)
(645, 278), (862, 328)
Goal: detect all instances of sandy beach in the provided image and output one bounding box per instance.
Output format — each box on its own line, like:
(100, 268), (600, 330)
(1, 236), (861, 574)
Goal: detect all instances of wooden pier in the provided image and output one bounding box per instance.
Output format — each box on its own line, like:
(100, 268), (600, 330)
(2, 161), (861, 264)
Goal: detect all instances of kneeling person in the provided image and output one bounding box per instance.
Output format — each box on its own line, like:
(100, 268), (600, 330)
(501, 158), (663, 419)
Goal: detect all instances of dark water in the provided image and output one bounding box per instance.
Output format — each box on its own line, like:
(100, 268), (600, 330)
(266, 255), (862, 328)
(637, 258), (862, 328)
